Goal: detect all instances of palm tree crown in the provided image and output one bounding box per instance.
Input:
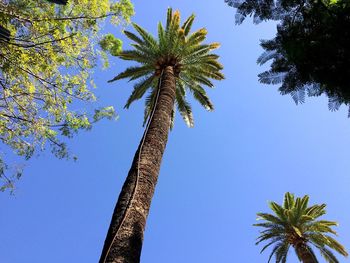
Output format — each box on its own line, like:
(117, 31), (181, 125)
(109, 8), (224, 127)
(255, 192), (348, 263)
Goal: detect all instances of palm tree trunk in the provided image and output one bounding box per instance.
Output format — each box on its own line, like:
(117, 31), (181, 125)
(295, 243), (317, 263)
(99, 65), (176, 263)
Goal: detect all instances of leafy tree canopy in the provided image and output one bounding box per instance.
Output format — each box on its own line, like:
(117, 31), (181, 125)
(225, 0), (350, 115)
(0, 0), (134, 192)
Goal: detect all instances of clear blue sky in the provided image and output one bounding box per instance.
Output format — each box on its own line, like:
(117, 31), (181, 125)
(1, 1), (350, 262)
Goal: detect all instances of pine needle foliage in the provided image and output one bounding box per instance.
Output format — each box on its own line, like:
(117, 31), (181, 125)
(109, 8), (224, 127)
(255, 192), (348, 263)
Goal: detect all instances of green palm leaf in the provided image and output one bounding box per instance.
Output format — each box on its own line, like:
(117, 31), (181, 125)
(275, 241), (290, 263)
(175, 87), (194, 127)
(181, 14), (195, 36)
(143, 86), (158, 126)
(124, 30), (144, 45)
(109, 66), (153, 82)
(318, 246), (341, 263)
(132, 23), (158, 48)
(124, 76), (155, 109)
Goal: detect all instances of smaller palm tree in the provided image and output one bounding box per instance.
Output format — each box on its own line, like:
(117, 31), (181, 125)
(255, 192), (348, 263)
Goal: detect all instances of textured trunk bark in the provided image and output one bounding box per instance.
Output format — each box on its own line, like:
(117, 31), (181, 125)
(99, 66), (176, 263)
(295, 243), (317, 263)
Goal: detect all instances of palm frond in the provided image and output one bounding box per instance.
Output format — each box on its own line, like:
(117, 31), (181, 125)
(166, 8), (173, 31)
(132, 23), (158, 48)
(305, 221), (338, 235)
(186, 66), (224, 81)
(259, 236), (285, 254)
(184, 73), (214, 88)
(256, 212), (284, 225)
(143, 86), (157, 126)
(283, 192), (295, 210)
(124, 75), (156, 109)
(275, 242), (290, 263)
(325, 236), (349, 256)
(256, 231), (285, 245)
(292, 195), (310, 223)
(169, 10), (180, 35)
(118, 50), (153, 63)
(267, 243), (283, 263)
(319, 246), (341, 263)
(130, 43), (157, 60)
(269, 202), (287, 222)
(175, 88), (194, 127)
(124, 30), (144, 45)
(181, 14), (195, 36)
(305, 204), (326, 218)
(158, 22), (166, 51)
(109, 66), (153, 82)
(182, 78), (214, 111)
(186, 28), (207, 46)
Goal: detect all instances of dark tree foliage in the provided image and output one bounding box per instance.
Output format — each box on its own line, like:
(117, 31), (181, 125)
(226, 0), (350, 114)
(46, 0), (68, 5)
(0, 25), (10, 41)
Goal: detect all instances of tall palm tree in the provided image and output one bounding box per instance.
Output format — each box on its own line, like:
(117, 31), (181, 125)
(255, 192), (348, 263)
(99, 8), (224, 263)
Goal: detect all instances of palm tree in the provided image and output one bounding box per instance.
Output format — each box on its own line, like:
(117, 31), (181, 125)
(255, 192), (348, 263)
(99, 8), (224, 263)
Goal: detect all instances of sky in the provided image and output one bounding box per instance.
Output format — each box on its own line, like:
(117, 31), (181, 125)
(1, 1), (350, 262)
